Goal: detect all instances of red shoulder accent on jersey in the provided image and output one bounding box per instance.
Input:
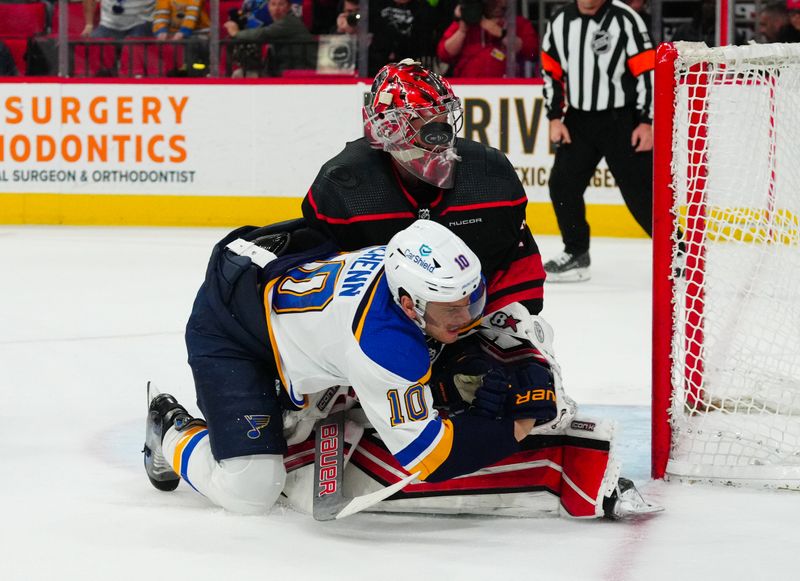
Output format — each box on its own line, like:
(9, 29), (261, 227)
(307, 187), (416, 224)
(486, 287), (544, 314)
(490, 253), (546, 294)
(485, 253), (546, 313)
(438, 196), (527, 216)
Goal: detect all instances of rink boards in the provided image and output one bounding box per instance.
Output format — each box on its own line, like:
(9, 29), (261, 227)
(0, 78), (645, 237)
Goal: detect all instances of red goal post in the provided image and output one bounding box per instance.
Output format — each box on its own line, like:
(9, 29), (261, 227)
(652, 42), (800, 488)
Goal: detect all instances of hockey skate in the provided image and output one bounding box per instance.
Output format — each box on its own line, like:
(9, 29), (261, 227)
(143, 382), (202, 492)
(602, 478), (664, 520)
(544, 251), (591, 283)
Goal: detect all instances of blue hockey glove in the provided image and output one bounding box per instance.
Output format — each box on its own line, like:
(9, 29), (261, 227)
(473, 364), (557, 424)
(471, 368), (509, 418)
(504, 363), (557, 424)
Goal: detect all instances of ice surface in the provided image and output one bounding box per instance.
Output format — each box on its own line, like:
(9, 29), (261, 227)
(2, 226), (799, 581)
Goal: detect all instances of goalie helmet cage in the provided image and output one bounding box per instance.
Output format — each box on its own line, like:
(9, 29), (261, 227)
(652, 42), (800, 489)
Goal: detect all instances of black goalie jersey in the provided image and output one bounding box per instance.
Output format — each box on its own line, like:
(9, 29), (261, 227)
(301, 138), (545, 315)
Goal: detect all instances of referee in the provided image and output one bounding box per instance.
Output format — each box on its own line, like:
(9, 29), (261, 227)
(540, 0), (654, 282)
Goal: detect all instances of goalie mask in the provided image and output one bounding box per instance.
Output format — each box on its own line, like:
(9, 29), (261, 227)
(363, 59), (463, 189)
(385, 220), (486, 337)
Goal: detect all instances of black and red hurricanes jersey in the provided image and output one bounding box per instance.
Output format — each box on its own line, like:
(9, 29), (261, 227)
(301, 138), (545, 314)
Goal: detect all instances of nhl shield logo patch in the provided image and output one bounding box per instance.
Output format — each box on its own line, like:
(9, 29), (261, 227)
(244, 414), (271, 439)
(591, 30), (612, 54)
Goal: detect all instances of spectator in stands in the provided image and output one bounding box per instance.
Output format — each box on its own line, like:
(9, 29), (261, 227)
(436, 0), (537, 78)
(758, 1), (800, 42)
(82, 0), (154, 38)
(368, 0), (437, 76)
(0, 39), (18, 76)
(229, 0), (271, 30)
(226, 0), (270, 76)
(334, 0), (360, 34)
(153, 0), (210, 40)
(224, 0), (314, 75)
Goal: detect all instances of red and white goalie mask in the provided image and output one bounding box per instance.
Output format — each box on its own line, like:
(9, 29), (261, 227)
(363, 59), (463, 189)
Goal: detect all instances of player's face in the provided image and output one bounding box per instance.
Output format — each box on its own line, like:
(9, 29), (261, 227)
(423, 296), (475, 343)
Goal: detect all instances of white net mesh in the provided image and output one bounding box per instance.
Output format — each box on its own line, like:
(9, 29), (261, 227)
(667, 42), (800, 488)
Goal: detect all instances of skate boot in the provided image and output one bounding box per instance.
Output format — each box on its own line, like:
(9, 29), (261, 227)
(602, 477), (664, 520)
(143, 383), (203, 492)
(544, 251), (591, 282)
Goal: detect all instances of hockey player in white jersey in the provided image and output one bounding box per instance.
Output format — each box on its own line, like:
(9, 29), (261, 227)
(143, 219), (660, 519)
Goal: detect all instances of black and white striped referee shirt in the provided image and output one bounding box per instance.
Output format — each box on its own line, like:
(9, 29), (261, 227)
(541, 0), (655, 124)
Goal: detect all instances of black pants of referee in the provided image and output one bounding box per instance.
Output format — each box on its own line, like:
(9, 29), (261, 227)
(548, 107), (653, 256)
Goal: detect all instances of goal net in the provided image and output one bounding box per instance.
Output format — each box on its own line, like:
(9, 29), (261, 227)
(652, 42), (800, 489)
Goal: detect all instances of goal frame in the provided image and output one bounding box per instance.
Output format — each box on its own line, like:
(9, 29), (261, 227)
(651, 42), (677, 480)
(653, 42), (735, 481)
(651, 41), (800, 484)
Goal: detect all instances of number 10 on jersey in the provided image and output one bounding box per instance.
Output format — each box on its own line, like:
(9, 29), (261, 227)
(387, 384), (429, 426)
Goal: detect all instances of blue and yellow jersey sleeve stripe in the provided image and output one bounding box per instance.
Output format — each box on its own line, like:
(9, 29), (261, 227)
(394, 417), (455, 480)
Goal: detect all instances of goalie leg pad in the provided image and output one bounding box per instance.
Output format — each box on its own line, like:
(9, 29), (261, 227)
(282, 418), (621, 519)
(557, 417), (620, 518)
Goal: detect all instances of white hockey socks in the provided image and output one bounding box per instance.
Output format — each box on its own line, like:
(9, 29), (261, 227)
(161, 425), (286, 514)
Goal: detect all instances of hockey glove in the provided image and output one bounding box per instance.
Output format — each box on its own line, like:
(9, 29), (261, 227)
(470, 368), (509, 418)
(475, 364), (557, 424)
(505, 363), (557, 424)
(430, 339), (497, 413)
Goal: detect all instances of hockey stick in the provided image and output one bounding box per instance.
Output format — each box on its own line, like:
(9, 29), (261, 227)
(312, 410), (419, 521)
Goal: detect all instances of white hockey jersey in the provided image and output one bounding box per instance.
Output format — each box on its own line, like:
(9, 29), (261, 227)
(264, 245), (453, 480)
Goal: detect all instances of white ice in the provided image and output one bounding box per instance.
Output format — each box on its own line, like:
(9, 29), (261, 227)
(2, 226), (799, 581)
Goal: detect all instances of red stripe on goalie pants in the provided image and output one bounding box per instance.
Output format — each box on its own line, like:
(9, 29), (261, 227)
(283, 439), (315, 471)
(284, 451), (314, 472)
(283, 438), (355, 472)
